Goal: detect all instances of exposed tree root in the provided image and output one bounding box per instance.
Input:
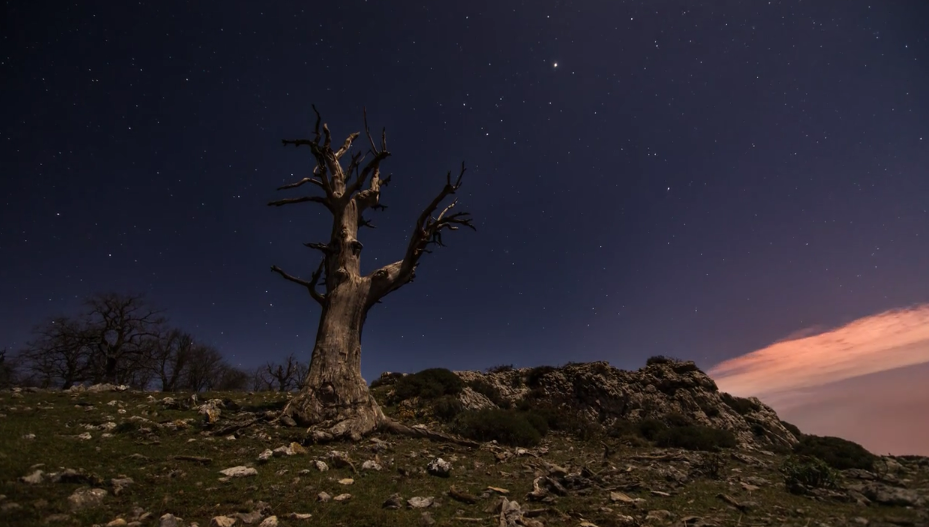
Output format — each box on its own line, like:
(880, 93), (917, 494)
(377, 417), (480, 448)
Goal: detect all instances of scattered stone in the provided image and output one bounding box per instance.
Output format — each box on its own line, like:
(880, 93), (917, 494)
(21, 469), (45, 484)
(383, 493), (403, 509)
(257, 517), (278, 527)
(317, 492), (331, 502)
(286, 512), (312, 520)
(280, 415), (297, 427)
(219, 466), (258, 478)
(427, 458), (451, 477)
(235, 511), (263, 524)
(362, 460), (382, 471)
(289, 442), (307, 455)
(610, 491), (636, 503)
(420, 511), (436, 526)
(313, 460), (329, 472)
(1, 502), (22, 512)
(645, 509), (673, 523)
(67, 488), (108, 511)
(332, 494), (351, 502)
(111, 477), (134, 496)
(159, 513), (184, 527)
(106, 519), (129, 527)
(273, 446), (291, 457)
(338, 478), (354, 485)
(209, 516), (235, 527)
(43, 513), (71, 523)
(408, 496), (435, 508)
(258, 450), (274, 462)
(23, 433), (35, 440)
(76, 432), (92, 440)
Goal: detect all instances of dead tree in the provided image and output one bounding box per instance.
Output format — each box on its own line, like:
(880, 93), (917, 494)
(82, 293), (164, 385)
(269, 106), (475, 442)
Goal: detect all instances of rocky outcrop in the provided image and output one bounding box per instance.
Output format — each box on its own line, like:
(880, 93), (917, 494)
(375, 358), (799, 449)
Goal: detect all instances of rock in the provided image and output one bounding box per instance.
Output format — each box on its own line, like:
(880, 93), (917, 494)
(106, 520), (129, 527)
(317, 492), (331, 502)
(159, 513), (184, 527)
(313, 460), (329, 472)
(44, 514), (71, 523)
(362, 460), (382, 471)
(273, 446), (291, 457)
(111, 477), (134, 496)
(332, 494), (351, 502)
(235, 511), (263, 524)
(199, 401), (222, 424)
(280, 415), (297, 427)
(427, 458), (451, 477)
(20, 469), (45, 484)
(420, 511), (436, 526)
(258, 450), (273, 462)
(289, 442), (306, 455)
(23, 433), (35, 440)
(209, 517), (235, 527)
(257, 517), (278, 527)
(383, 493), (403, 509)
(219, 466), (258, 478)
(851, 482), (924, 507)
(645, 510), (674, 523)
(1, 502), (21, 512)
(286, 513), (312, 520)
(76, 432), (92, 440)
(407, 496), (434, 508)
(67, 488), (107, 511)
(338, 478), (354, 485)
(610, 491), (636, 503)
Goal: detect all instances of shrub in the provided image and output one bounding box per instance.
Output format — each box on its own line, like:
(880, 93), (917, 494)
(525, 365), (556, 388)
(467, 378), (507, 407)
(523, 411), (550, 436)
(485, 364), (514, 374)
(431, 395), (464, 422)
(654, 424), (737, 452)
(781, 455), (838, 494)
(720, 392), (760, 415)
(393, 368), (463, 401)
(665, 412), (693, 427)
(637, 418), (667, 441)
(453, 409), (542, 447)
(646, 355), (675, 366)
(607, 419), (639, 438)
(780, 420), (802, 437)
(370, 371), (405, 389)
(793, 434), (876, 471)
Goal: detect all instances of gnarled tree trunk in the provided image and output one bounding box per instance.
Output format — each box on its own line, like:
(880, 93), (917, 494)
(270, 107), (474, 441)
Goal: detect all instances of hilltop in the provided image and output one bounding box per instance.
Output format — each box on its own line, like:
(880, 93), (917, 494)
(0, 358), (926, 527)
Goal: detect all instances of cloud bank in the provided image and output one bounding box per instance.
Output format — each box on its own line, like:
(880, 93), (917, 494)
(708, 304), (929, 456)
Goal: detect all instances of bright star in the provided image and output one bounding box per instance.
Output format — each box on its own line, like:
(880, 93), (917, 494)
(553, 62), (558, 68)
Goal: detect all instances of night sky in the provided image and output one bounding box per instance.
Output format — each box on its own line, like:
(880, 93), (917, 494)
(3, 1), (928, 391)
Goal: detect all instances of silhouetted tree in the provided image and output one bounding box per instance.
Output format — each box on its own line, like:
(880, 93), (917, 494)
(81, 292), (164, 385)
(150, 329), (195, 392)
(269, 107), (474, 440)
(0, 348), (17, 389)
(260, 352), (305, 392)
(18, 316), (92, 388)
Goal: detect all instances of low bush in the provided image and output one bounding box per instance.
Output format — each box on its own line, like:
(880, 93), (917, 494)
(370, 371), (405, 389)
(453, 409), (542, 447)
(431, 395), (464, 422)
(393, 368), (463, 401)
(525, 365), (557, 388)
(654, 424), (737, 451)
(645, 355), (676, 366)
(523, 411), (550, 436)
(637, 418), (667, 441)
(780, 420), (802, 437)
(793, 434), (876, 471)
(781, 455), (838, 494)
(720, 392), (760, 415)
(485, 364), (514, 374)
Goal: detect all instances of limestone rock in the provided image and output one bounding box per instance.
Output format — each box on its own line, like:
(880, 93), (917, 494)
(257, 517), (278, 527)
(209, 517), (236, 527)
(219, 466), (257, 478)
(427, 458), (451, 477)
(407, 496), (434, 508)
(67, 488), (108, 511)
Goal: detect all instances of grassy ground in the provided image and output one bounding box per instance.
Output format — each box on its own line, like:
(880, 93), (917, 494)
(0, 388), (926, 527)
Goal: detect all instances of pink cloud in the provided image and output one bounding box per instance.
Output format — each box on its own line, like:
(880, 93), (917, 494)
(708, 304), (929, 456)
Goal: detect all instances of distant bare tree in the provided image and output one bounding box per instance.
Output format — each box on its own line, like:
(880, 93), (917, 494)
(213, 364), (250, 391)
(150, 329), (195, 392)
(182, 342), (223, 392)
(18, 316), (92, 389)
(270, 107), (474, 441)
(82, 293), (164, 385)
(261, 352), (305, 392)
(0, 348), (17, 388)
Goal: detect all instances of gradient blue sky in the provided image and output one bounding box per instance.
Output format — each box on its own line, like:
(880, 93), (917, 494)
(2, 1), (928, 386)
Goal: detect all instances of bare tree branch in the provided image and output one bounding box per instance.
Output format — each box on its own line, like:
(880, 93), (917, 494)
(270, 265), (313, 288)
(367, 162), (474, 302)
(303, 242), (333, 254)
(267, 195), (332, 212)
(277, 176), (325, 191)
